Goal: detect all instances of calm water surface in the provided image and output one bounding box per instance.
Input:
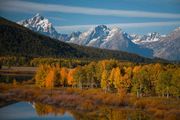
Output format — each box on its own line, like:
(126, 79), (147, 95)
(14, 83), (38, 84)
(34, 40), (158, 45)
(0, 102), (74, 120)
(0, 74), (33, 83)
(0, 102), (152, 120)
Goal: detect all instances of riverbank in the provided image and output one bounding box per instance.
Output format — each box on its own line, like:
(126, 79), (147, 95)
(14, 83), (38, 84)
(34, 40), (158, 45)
(0, 100), (16, 108)
(0, 66), (37, 74)
(0, 84), (179, 120)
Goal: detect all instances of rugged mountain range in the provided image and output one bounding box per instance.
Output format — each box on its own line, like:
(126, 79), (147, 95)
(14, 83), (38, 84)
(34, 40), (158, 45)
(17, 13), (69, 41)
(64, 25), (152, 57)
(1, 17), (153, 63)
(17, 13), (180, 60)
(18, 13), (59, 39)
(138, 27), (180, 60)
(17, 14), (153, 58)
(131, 32), (165, 44)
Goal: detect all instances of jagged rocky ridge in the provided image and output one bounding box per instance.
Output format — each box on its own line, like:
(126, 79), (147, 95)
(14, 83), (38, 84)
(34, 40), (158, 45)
(18, 13), (180, 60)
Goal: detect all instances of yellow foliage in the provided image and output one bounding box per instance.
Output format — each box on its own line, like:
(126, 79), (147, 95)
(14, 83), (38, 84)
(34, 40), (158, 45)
(67, 69), (76, 85)
(45, 68), (55, 88)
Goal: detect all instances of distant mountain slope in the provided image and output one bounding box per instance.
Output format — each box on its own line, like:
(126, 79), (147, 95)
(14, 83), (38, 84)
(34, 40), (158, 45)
(0, 17), (152, 63)
(17, 13), (59, 39)
(17, 13), (69, 41)
(131, 32), (164, 44)
(17, 14), (180, 61)
(0, 17), (85, 58)
(67, 25), (153, 58)
(139, 27), (180, 60)
(17, 14), (153, 58)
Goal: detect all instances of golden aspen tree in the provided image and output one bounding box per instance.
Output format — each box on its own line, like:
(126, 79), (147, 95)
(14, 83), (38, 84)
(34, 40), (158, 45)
(157, 70), (172, 98)
(101, 69), (109, 93)
(35, 64), (50, 88)
(171, 68), (180, 98)
(45, 69), (55, 88)
(60, 67), (68, 87)
(108, 68), (116, 91)
(113, 67), (122, 93)
(67, 69), (76, 86)
(132, 66), (142, 97)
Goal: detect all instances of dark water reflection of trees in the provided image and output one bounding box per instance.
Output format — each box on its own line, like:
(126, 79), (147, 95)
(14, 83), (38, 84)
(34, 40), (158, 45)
(0, 74), (33, 83)
(34, 103), (151, 120)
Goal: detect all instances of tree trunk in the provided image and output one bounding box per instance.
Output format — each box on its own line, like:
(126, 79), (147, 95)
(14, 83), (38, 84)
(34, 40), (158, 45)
(166, 87), (169, 98)
(137, 90), (140, 98)
(91, 81), (94, 88)
(162, 91), (164, 97)
(104, 88), (107, 94)
(140, 85), (142, 98)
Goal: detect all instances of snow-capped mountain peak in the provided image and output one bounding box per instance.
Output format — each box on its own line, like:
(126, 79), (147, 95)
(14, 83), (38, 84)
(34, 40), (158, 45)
(17, 13), (59, 38)
(32, 13), (45, 22)
(17, 14), (180, 60)
(70, 25), (111, 45)
(90, 25), (110, 38)
(137, 27), (180, 60)
(131, 32), (162, 44)
(67, 25), (153, 57)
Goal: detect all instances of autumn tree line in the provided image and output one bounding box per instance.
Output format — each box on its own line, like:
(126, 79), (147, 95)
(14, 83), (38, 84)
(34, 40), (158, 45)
(35, 60), (180, 98)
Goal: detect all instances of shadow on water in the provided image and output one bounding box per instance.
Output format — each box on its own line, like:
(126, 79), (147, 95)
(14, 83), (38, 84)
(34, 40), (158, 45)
(0, 100), (17, 108)
(71, 106), (151, 120)
(0, 102), (152, 120)
(0, 74), (33, 83)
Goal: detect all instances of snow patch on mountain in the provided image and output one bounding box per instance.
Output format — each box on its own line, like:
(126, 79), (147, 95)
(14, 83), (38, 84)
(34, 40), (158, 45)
(17, 14), (180, 60)
(18, 13), (60, 39)
(67, 26), (153, 58)
(131, 32), (164, 44)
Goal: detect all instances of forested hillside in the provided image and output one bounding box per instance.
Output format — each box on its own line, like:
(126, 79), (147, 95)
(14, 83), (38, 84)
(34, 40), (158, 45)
(0, 17), (154, 63)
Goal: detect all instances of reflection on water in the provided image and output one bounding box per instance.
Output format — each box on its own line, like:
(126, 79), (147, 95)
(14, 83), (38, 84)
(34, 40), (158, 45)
(71, 107), (151, 120)
(33, 102), (71, 117)
(0, 74), (33, 83)
(0, 102), (74, 120)
(0, 102), (151, 120)
(97, 107), (150, 120)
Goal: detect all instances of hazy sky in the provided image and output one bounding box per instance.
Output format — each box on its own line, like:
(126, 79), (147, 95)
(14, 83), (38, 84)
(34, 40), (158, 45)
(0, 0), (180, 34)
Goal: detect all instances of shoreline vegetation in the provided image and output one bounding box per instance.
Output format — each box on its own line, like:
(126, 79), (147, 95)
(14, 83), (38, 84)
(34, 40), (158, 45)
(0, 84), (180, 120)
(0, 58), (180, 119)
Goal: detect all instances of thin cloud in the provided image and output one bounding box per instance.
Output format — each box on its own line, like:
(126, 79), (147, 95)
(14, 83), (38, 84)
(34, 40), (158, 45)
(55, 21), (180, 32)
(1, 0), (180, 18)
(48, 16), (67, 21)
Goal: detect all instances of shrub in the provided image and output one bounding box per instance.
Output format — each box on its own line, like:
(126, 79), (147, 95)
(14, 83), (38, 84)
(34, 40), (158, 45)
(154, 110), (165, 118)
(80, 100), (94, 111)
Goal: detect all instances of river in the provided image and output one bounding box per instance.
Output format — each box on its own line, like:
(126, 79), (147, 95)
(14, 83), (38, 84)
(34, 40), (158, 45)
(0, 102), (152, 120)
